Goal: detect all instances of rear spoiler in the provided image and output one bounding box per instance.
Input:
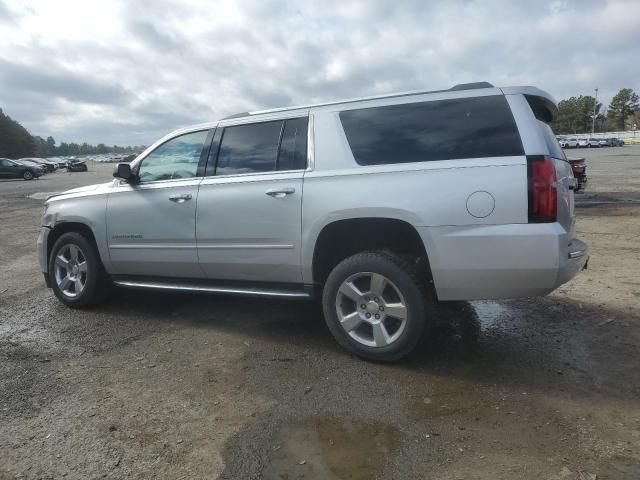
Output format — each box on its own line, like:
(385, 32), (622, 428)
(500, 86), (558, 123)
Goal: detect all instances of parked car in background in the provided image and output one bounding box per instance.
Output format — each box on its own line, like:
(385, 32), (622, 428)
(608, 138), (625, 147)
(21, 157), (57, 172)
(577, 138), (589, 148)
(563, 138), (579, 148)
(15, 159), (47, 175)
(47, 157), (68, 168)
(0, 158), (43, 180)
(586, 138), (600, 148)
(567, 157), (587, 191)
(66, 159), (88, 172)
(39, 82), (588, 362)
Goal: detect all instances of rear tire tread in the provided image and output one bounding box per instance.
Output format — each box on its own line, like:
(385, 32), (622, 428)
(322, 250), (435, 362)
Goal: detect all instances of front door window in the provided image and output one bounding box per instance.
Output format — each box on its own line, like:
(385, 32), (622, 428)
(137, 130), (209, 183)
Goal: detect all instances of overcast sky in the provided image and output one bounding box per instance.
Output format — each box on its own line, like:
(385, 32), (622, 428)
(1, 0), (638, 146)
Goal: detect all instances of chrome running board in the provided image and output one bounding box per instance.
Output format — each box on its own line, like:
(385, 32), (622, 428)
(112, 278), (312, 299)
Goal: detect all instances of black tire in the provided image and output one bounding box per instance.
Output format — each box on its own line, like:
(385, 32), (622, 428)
(322, 251), (433, 362)
(23, 170), (33, 180)
(48, 232), (110, 308)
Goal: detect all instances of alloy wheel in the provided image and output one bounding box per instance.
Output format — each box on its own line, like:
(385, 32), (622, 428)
(54, 244), (88, 298)
(335, 272), (408, 347)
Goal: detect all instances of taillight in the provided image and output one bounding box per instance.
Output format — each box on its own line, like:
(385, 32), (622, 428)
(527, 155), (557, 223)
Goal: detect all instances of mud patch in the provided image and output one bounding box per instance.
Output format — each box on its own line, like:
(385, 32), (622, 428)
(265, 416), (401, 480)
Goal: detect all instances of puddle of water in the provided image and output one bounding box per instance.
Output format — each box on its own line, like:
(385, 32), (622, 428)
(265, 416), (400, 480)
(471, 301), (509, 329)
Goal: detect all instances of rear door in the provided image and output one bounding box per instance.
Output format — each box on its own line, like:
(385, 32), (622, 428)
(196, 116), (308, 283)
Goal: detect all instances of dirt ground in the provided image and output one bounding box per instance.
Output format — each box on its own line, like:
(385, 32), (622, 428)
(1, 148), (639, 480)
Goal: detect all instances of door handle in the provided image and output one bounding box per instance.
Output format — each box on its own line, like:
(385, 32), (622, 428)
(265, 187), (295, 198)
(168, 193), (192, 203)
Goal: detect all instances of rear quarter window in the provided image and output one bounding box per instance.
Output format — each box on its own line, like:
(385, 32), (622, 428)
(538, 121), (566, 160)
(339, 95), (524, 166)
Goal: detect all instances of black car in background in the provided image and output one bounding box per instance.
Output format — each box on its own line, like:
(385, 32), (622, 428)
(66, 159), (88, 172)
(0, 158), (43, 180)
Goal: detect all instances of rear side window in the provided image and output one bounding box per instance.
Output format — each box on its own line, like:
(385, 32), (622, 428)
(277, 117), (308, 171)
(216, 121), (283, 176)
(339, 95), (524, 165)
(211, 117), (308, 176)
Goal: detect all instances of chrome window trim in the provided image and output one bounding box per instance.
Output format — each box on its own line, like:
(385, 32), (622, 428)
(199, 170), (304, 187)
(200, 167), (306, 181)
(112, 177), (202, 192)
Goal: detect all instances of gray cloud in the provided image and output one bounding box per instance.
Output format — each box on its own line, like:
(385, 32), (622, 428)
(0, 59), (133, 105)
(0, 0), (638, 145)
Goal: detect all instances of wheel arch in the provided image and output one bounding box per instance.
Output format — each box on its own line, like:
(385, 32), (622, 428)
(309, 216), (434, 289)
(47, 222), (100, 267)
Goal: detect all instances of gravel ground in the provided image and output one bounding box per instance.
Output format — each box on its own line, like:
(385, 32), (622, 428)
(1, 149), (639, 479)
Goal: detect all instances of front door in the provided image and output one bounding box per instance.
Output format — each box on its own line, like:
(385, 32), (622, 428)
(196, 116), (308, 283)
(106, 129), (210, 278)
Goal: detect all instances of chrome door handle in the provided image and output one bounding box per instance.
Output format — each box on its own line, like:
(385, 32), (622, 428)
(168, 193), (192, 203)
(265, 187), (295, 198)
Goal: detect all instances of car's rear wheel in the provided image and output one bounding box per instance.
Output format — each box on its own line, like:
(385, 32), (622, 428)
(322, 251), (432, 362)
(23, 171), (33, 180)
(48, 232), (110, 308)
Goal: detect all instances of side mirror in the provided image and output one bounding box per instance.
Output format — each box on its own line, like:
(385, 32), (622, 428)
(113, 163), (135, 183)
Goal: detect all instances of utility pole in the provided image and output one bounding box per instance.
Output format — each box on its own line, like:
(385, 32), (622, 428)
(591, 87), (599, 136)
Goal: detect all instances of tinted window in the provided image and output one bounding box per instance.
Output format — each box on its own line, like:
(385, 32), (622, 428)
(138, 130), (208, 183)
(277, 117), (308, 171)
(538, 121), (566, 160)
(340, 95), (524, 165)
(216, 121), (283, 176)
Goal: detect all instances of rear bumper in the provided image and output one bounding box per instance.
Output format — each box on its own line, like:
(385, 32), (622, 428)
(559, 238), (589, 284)
(418, 223), (588, 301)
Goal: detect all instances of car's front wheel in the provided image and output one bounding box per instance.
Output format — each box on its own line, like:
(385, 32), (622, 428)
(322, 251), (432, 362)
(23, 170), (33, 180)
(48, 232), (110, 308)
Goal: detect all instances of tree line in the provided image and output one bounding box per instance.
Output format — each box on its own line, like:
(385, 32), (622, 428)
(552, 87), (639, 135)
(0, 108), (145, 160)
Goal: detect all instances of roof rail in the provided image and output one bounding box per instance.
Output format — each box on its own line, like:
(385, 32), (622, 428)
(222, 81), (495, 120)
(449, 82), (494, 91)
(220, 111), (250, 121)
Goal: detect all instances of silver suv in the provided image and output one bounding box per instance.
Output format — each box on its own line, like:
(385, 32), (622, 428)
(38, 82), (589, 361)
